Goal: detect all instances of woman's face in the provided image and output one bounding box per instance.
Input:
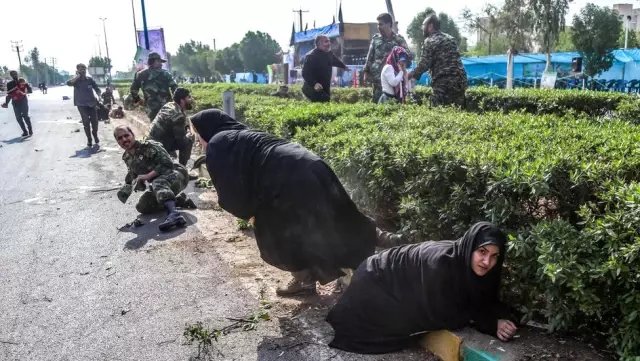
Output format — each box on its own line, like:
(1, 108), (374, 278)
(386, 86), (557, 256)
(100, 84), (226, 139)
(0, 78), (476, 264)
(471, 244), (500, 276)
(398, 59), (407, 68)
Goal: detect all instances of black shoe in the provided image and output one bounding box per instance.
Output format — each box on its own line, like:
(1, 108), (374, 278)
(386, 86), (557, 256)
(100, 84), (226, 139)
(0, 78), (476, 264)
(87, 141), (92, 148)
(28, 129), (33, 136)
(94, 137), (100, 145)
(158, 212), (187, 232)
(21, 132), (28, 137)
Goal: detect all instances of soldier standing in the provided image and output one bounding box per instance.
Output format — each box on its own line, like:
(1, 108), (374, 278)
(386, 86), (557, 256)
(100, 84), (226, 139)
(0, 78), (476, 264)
(409, 14), (467, 107)
(129, 52), (178, 121)
(114, 125), (196, 232)
(362, 13), (411, 103)
(148, 87), (195, 166)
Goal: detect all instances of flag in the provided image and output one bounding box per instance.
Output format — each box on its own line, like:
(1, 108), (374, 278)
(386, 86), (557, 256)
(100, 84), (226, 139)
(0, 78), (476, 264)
(313, 20), (316, 28)
(290, 22), (296, 46)
(304, 23), (308, 33)
(333, 15), (336, 24)
(338, 1), (343, 23)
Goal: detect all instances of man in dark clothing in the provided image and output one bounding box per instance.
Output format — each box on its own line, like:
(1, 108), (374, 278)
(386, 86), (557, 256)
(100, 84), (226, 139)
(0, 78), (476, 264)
(302, 35), (348, 103)
(1, 70), (33, 137)
(409, 14), (467, 107)
(67, 63), (102, 147)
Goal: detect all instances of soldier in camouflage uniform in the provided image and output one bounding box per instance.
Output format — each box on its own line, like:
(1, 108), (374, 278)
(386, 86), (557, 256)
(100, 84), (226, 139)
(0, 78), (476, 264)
(148, 87), (195, 166)
(114, 125), (196, 232)
(363, 13), (411, 103)
(409, 14), (467, 107)
(129, 52), (178, 121)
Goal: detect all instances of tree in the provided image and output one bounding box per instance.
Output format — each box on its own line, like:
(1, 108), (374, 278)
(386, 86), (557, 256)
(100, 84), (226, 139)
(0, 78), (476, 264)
(618, 28), (640, 49)
(218, 44), (244, 73)
(461, 5), (500, 55)
(238, 31), (281, 73)
(497, 0), (535, 52)
(465, 35), (511, 56)
(88, 56), (111, 69)
(172, 40), (216, 77)
(407, 8), (463, 52)
(529, 0), (572, 71)
(554, 28), (576, 51)
(572, 4), (621, 79)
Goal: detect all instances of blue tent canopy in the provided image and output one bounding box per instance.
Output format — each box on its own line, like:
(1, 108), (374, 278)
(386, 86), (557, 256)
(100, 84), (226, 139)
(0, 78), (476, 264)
(293, 23), (340, 44)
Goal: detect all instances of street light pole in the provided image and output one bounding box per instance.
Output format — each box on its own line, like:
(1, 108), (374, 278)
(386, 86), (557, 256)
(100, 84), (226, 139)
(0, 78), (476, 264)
(141, 0), (150, 50)
(100, 17), (111, 79)
(625, 15), (631, 49)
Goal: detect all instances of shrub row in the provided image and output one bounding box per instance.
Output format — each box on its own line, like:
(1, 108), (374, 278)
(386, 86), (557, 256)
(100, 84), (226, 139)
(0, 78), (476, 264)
(279, 106), (640, 359)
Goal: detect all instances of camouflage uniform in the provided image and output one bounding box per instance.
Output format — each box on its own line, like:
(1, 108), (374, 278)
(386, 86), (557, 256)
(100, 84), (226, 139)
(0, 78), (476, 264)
(117, 140), (189, 214)
(413, 31), (467, 107)
(148, 102), (193, 166)
(363, 32), (411, 103)
(129, 68), (178, 121)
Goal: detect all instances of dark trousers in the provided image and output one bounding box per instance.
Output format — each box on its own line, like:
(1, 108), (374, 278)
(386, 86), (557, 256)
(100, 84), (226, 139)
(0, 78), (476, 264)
(77, 106), (99, 143)
(164, 137), (193, 166)
(12, 99), (32, 134)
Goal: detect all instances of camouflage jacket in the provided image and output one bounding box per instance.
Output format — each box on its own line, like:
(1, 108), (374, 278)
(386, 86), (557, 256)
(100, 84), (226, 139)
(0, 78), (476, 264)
(413, 31), (467, 88)
(122, 140), (175, 184)
(363, 32), (411, 79)
(129, 67), (178, 112)
(148, 102), (189, 142)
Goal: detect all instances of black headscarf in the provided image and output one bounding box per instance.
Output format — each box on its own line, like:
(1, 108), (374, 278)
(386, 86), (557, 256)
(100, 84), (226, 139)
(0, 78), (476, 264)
(326, 222), (509, 354)
(190, 109), (247, 142)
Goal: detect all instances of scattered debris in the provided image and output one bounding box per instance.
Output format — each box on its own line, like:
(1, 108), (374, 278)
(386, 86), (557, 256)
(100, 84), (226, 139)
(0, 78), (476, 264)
(34, 149), (43, 152)
(195, 177), (213, 188)
(72, 129), (80, 133)
(43, 296), (53, 302)
(121, 309), (130, 315)
(226, 235), (243, 243)
(122, 218), (145, 229)
(106, 272), (116, 277)
(79, 272), (90, 276)
(0, 340), (18, 345)
(89, 187), (121, 193)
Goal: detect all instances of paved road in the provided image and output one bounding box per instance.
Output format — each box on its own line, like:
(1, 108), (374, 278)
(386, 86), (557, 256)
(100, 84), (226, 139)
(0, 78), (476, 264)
(0, 86), (270, 361)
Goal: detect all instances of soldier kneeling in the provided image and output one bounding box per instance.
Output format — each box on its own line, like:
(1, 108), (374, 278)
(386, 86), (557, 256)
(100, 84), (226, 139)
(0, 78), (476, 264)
(114, 125), (196, 232)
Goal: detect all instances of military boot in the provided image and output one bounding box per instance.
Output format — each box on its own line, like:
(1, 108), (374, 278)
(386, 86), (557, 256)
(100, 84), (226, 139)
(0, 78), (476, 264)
(376, 228), (408, 248)
(158, 200), (187, 232)
(276, 271), (316, 297)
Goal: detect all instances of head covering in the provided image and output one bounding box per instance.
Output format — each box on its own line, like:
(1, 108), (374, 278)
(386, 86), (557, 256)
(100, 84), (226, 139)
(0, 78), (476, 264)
(147, 52), (167, 64)
(385, 46), (409, 103)
(190, 109), (247, 142)
(173, 87), (191, 103)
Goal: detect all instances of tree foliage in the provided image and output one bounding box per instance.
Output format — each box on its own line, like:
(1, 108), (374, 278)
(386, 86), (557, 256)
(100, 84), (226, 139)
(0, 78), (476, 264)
(618, 28), (640, 49)
(572, 3), (621, 78)
(461, 5), (501, 55)
(407, 8), (463, 52)
(89, 56), (112, 69)
(554, 28), (576, 52)
(497, 0), (536, 52)
(172, 40), (219, 78)
(217, 44), (244, 73)
(238, 31), (281, 72)
(529, 0), (572, 71)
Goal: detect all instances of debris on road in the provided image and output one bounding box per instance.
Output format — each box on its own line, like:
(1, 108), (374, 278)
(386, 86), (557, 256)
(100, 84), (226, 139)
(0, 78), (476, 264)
(72, 129), (80, 133)
(79, 271), (90, 276)
(34, 149), (43, 152)
(121, 308), (130, 315)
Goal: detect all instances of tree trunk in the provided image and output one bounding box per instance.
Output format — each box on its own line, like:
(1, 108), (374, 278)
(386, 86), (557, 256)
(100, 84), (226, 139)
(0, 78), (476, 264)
(545, 51), (551, 72)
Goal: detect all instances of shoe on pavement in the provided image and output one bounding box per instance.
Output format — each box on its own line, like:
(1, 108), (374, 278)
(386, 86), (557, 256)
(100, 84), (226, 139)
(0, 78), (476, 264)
(21, 132), (28, 137)
(87, 141), (92, 148)
(276, 278), (317, 297)
(94, 137), (100, 145)
(158, 211), (187, 232)
(181, 198), (198, 209)
(28, 129), (33, 136)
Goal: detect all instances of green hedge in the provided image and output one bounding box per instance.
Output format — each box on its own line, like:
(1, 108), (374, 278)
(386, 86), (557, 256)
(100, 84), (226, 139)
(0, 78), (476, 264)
(115, 82), (640, 121)
(111, 82), (640, 357)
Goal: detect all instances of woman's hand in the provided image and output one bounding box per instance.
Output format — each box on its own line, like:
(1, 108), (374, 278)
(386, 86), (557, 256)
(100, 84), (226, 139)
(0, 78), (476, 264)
(497, 319), (517, 342)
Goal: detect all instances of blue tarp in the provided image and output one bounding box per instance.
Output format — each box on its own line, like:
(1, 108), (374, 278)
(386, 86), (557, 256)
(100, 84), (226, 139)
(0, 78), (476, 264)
(458, 49), (640, 84)
(293, 23), (340, 44)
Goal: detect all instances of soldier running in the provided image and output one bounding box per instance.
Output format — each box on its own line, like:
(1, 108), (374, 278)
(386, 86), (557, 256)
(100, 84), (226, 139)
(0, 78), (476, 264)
(147, 87), (194, 166)
(128, 52), (178, 121)
(114, 125), (196, 232)
(362, 13), (411, 103)
(409, 13), (468, 107)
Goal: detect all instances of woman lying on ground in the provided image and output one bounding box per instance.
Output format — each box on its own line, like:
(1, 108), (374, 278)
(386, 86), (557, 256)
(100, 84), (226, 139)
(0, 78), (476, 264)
(190, 109), (404, 296)
(326, 222), (518, 354)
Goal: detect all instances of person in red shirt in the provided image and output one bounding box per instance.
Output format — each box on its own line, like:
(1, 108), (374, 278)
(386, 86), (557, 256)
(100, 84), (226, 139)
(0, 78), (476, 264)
(1, 70), (33, 137)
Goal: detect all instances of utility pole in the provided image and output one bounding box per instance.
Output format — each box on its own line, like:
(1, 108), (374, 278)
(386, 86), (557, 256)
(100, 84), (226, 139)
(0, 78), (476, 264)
(10, 40), (24, 69)
(51, 57), (57, 84)
(141, 0), (150, 49)
(44, 58), (49, 85)
(95, 34), (103, 57)
(293, 8), (309, 32)
(100, 17), (111, 79)
(131, 0), (139, 47)
(213, 38), (216, 51)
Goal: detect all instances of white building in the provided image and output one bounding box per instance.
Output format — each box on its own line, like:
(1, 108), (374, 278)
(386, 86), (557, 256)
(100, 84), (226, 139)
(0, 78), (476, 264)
(613, 4), (640, 31)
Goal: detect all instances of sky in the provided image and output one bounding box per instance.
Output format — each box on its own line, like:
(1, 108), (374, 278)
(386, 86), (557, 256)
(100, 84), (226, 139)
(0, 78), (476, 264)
(0, 0), (632, 73)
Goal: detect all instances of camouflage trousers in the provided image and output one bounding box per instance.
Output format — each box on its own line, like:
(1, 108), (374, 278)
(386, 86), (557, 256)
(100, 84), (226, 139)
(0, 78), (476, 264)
(431, 78), (467, 108)
(371, 79), (384, 104)
(136, 164), (190, 214)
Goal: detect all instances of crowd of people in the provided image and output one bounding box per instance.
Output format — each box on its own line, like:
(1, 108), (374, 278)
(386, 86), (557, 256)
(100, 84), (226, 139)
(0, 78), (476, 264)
(1, 13), (517, 354)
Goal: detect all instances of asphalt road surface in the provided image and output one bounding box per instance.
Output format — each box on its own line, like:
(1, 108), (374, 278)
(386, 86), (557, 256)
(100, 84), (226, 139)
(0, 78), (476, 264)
(0, 87), (431, 361)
